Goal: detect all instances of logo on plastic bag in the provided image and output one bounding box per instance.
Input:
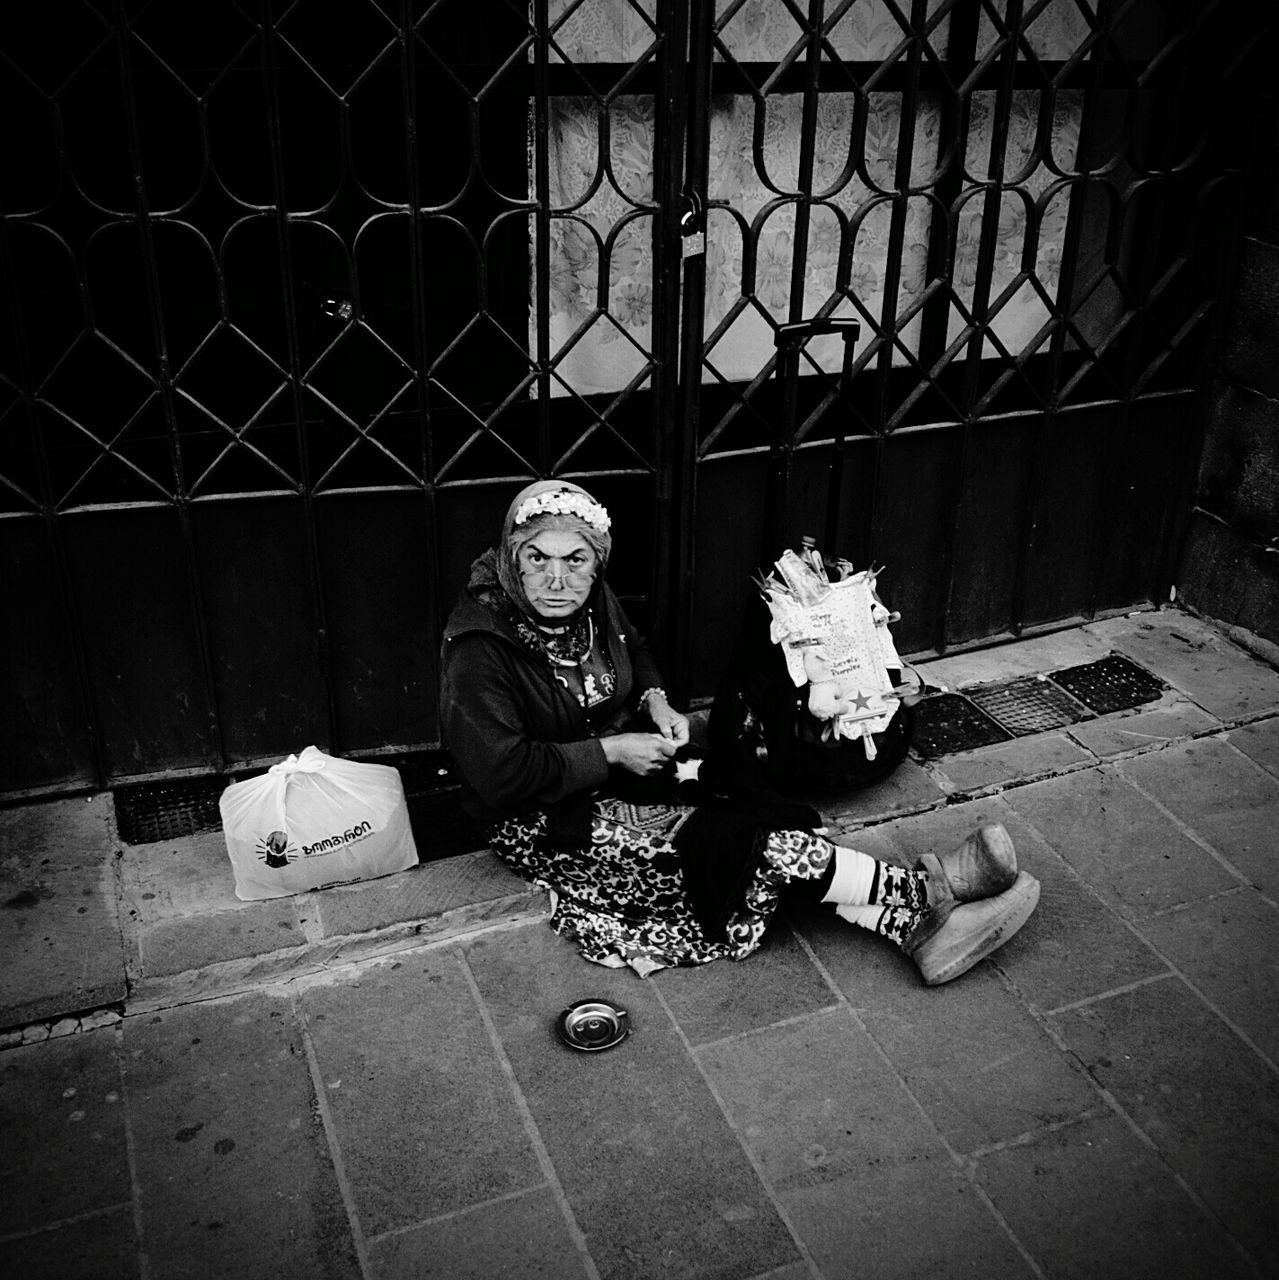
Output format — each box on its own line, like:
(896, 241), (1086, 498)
(255, 820), (374, 867)
(258, 830), (295, 868)
(299, 820), (374, 859)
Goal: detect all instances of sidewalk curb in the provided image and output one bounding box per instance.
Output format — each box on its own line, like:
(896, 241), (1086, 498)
(1, 888), (549, 1043)
(125, 888), (549, 1016)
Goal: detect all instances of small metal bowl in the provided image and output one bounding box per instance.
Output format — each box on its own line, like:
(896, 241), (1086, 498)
(555, 999), (630, 1052)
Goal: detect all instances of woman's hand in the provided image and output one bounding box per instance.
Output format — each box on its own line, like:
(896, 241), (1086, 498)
(643, 692), (691, 746)
(600, 732), (679, 776)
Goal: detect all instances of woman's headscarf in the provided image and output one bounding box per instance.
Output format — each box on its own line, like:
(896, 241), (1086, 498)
(468, 479), (613, 627)
(493, 479), (612, 619)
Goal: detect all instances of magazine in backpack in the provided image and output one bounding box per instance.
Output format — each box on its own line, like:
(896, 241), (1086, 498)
(760, 544), (908, 761)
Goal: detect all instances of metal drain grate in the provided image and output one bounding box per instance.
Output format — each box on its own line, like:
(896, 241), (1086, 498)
(967, 676), (1092, 737)
(1047, 653), (1166, 715)
(113, 776), (229, 845)
(912, 693), (1014, 758)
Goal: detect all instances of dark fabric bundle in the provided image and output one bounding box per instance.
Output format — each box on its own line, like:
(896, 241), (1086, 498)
(671, 795), (823, 944)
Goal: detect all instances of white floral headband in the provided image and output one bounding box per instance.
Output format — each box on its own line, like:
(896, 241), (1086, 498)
(513, 489), (612, 534)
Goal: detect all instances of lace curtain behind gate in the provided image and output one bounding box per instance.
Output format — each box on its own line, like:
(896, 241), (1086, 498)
(535, 0), (1092, 398)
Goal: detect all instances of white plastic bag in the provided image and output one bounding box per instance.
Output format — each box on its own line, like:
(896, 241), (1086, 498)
(219, 746), (418, 901)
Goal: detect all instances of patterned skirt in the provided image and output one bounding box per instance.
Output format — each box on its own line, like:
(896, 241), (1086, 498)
(488, 797), (832, 977)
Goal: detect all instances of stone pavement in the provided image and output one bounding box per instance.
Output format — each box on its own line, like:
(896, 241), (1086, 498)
(3, 607), (1279, 1279)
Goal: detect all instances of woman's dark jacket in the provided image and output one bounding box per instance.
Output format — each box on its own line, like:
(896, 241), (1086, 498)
(440, 583), (663, 842)
(440, 581), (822, 944)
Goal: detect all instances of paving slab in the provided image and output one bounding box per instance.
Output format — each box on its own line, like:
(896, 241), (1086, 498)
(306, 849), (534, 939)
(793, 904), (1098, 1155)
(120, 835), (544, 1010)
(1065, 696), (1221, 757)
(1226, 715), (1279, 778)
(0, 1025), (130, 1235)
(1119, 737), (1279, 899)
(121, 830), (307, 977)
(1136, 887), (1279, 1066)
(365, 1186), (590, 1280)
(974, 1110), (1255, 1280)
(138, 905), (308, 978)
(122, 992), (361, 1280)
(121, 830), (242, 919)
(820, 758), (947, 830)
(0, 795), (125, 1028)
(299, 950), (544, 1236)
(1050, 979), (1279, 1274)
(1088, 612), (1279, 721)
(460, 922), (801, 1280)
(0, 1207), (140, 1280)
(652, 922), (836, 1048)
(917, 626), (1115, 690)
(698, 1007), (1034, 1279)
(1002, 767), (1238, 919)
(855, 797), (1170, 1013)
(928, 731), (1095, 795)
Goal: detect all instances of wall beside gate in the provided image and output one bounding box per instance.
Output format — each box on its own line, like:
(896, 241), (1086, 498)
(1177, 69), (1279, 648)
(1, 1), (1269, 798)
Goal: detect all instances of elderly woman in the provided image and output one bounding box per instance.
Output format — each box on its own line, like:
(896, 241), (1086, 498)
(440, 480), (1039, 982)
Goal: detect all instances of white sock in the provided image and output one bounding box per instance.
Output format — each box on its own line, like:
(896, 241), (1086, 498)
(834, 904), (886, 931)
(820, 847), (879, 906)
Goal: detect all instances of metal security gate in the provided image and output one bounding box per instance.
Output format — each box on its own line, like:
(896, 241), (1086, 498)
(0, 0), (1265, 797)
(671, 0), (1266, 684)
(0, 0), (692, 795)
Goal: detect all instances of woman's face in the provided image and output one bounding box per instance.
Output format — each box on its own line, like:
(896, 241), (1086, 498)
(516, 529), (599, 620)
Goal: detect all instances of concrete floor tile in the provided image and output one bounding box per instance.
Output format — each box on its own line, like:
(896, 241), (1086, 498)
(121, 831), (241, 921)
(794, 904), (1098, 1154)
(930, 732), (1095, 795)
(462, 923), (799, 1280)
(299, 951), (544, 1235)
(309, 851), (533, 938)
(781, 1159), (1035, 1280)
(697, 1006), (1034, 1275)
(697, 1006), (945, 1181)
(820, 760), (948, 829)
(0, 1028), (130, 1234)
(0, 795), (126, 1027)
(917, 628), (1114, 689)
(1094, 614), (1279, 720)
(742, 1264), (810, 1280)
(1050, 979), (1279, 1274)
(122, 993), (361, 1280)
(0, 1207), (140, 1280)
(1066, 698), (1220, 758)
(975, 1111), (1254, 1280)
(1226, 716), (1279, 779)
(987, 827), (1170, 1013)
(1003, 767), (1237, 919)
(653, 924), (835, 1048)
(1137, 888), (1279, 1065)
(366, 1187), (589, 1280)
(137, 905), (306, 977)
(1119, 737), (1279, 898)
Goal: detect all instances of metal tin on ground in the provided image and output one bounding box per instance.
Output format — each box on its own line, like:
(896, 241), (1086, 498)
(556, 1000), (630, 1052)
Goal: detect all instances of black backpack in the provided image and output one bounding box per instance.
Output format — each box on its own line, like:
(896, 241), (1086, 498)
(705, 590), (915, 796)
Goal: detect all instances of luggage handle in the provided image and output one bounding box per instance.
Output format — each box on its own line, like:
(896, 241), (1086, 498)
(764, 317), (862, 557)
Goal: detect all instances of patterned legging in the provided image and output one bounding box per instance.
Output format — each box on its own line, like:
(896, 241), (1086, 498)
(488, 801), (927, 976)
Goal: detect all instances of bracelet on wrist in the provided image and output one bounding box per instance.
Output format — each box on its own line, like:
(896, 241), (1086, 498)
(638, 686), (666, 711)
